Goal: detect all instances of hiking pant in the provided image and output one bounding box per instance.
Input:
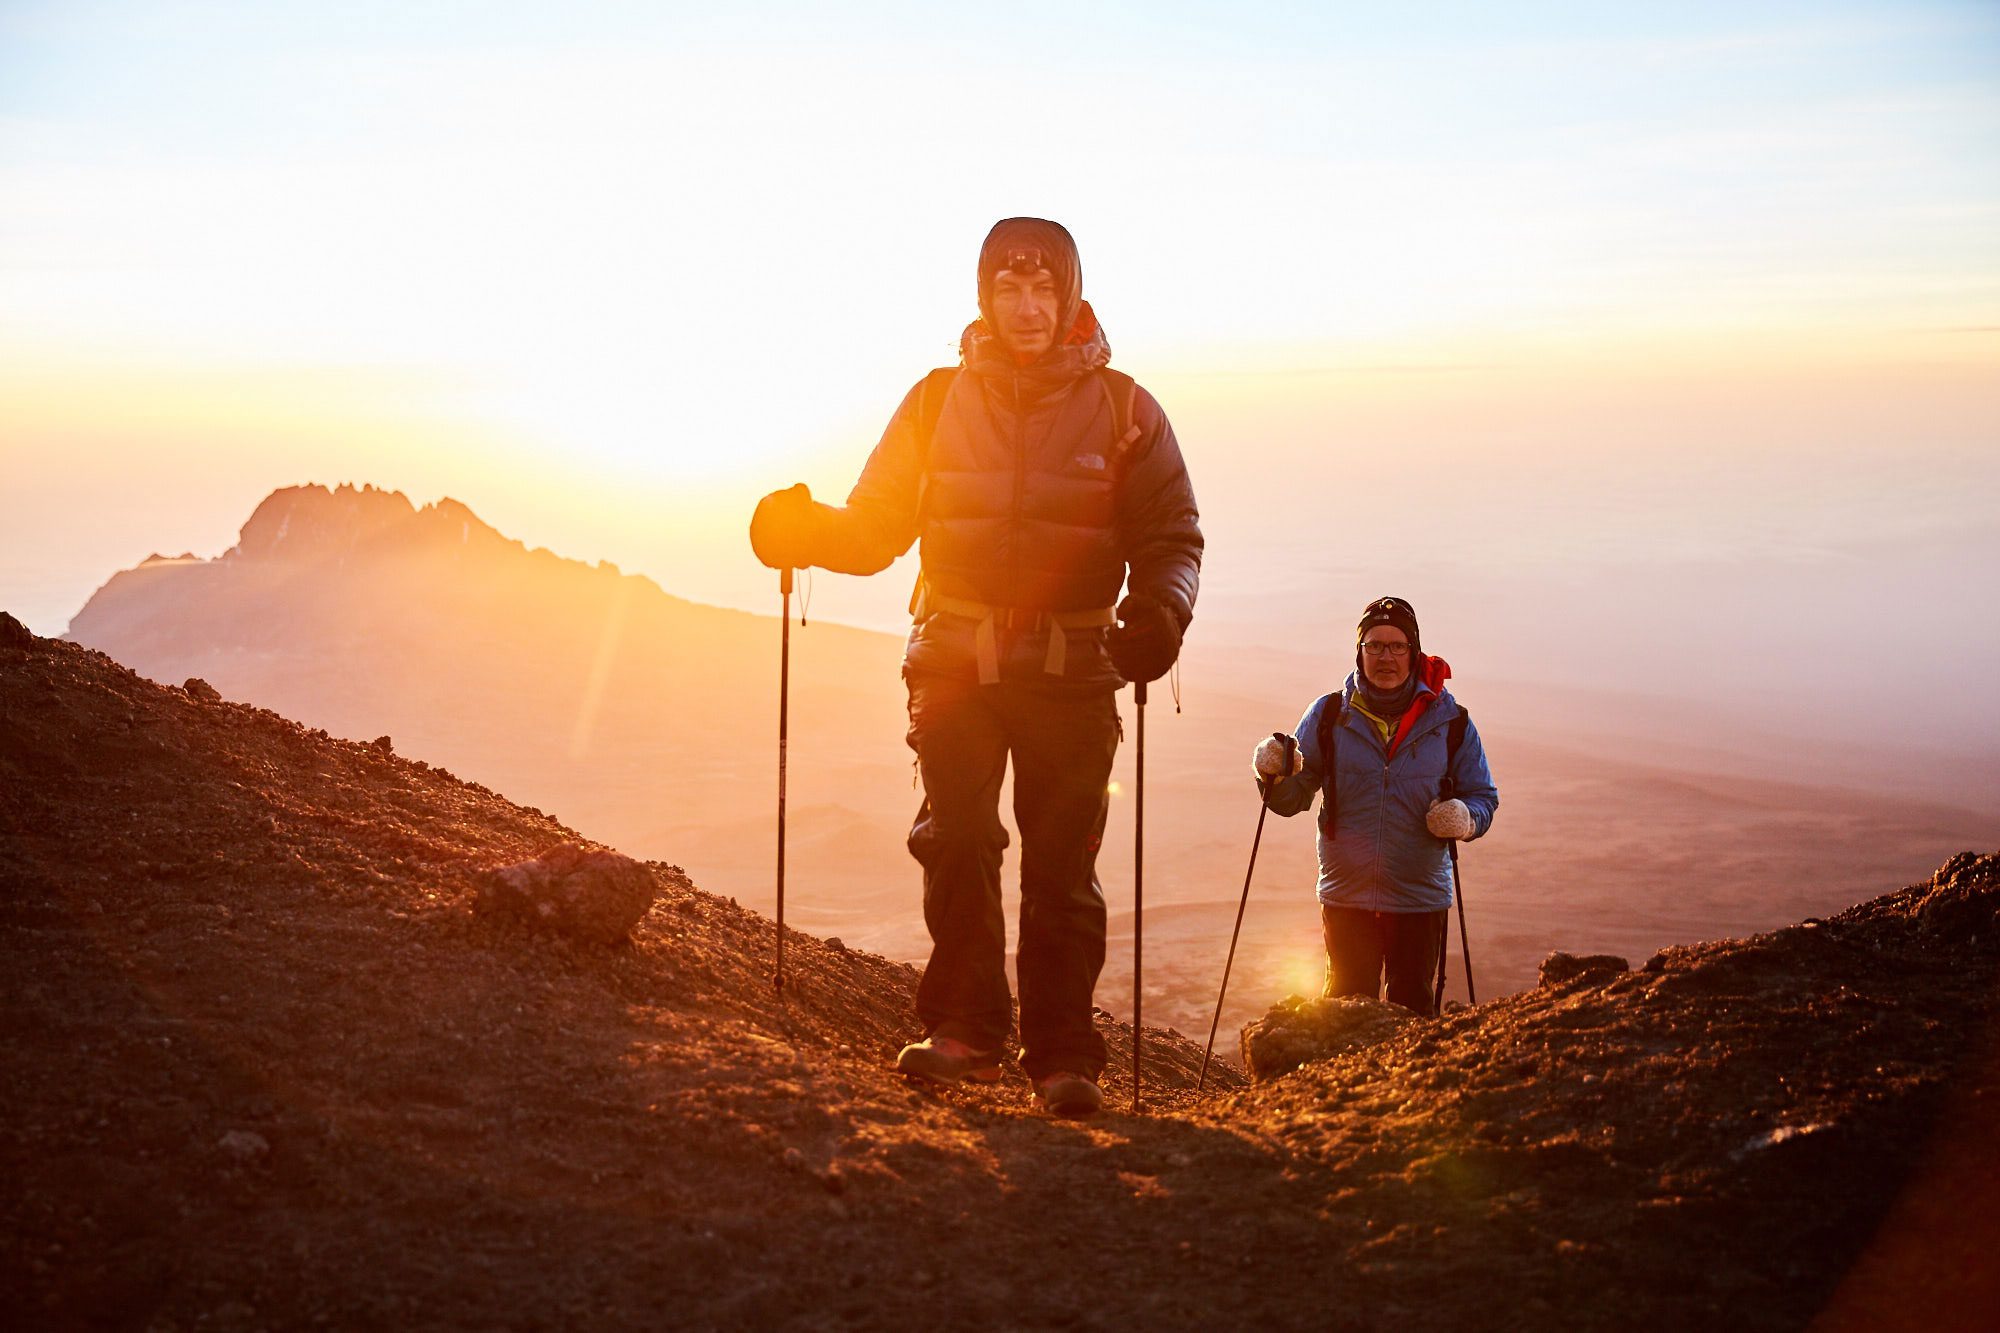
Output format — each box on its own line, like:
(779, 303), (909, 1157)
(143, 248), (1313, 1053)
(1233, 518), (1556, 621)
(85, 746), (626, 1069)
(1321, 905), (1448, 1016)
(904, 667), (1116, 1081)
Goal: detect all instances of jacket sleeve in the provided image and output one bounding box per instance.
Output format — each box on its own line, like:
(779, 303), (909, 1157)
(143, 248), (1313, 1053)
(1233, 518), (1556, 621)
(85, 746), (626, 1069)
(1261, 696), (1329, 818)
(1450, 711), (1499, 839)
(1115, 386), (1203, 628)
(802, 378), (929, 576)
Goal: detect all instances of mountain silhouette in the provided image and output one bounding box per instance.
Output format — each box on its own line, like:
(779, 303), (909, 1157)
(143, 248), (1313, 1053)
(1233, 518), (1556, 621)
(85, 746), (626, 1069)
(66, 482), (918, 946)
(4, 614), (1996, 1330)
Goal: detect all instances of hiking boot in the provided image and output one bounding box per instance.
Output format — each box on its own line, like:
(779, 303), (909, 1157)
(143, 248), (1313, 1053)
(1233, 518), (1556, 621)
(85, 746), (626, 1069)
(895, 1036), (1003, 1087)
(1033, 1071), (1103, 1118)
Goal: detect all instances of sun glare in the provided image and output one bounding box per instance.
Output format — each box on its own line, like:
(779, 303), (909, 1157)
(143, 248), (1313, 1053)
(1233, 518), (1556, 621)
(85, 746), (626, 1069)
(1285, 952), (1327, 999)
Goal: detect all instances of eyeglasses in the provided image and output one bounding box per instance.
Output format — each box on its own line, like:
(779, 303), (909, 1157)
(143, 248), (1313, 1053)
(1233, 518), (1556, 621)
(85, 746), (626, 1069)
(1360, 642), (1409, 658)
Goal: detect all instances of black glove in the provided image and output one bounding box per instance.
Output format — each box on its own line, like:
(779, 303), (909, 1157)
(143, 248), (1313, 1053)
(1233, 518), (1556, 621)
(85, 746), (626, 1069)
(749, 483), (818, 570)
(1106, 593), (1181, 684)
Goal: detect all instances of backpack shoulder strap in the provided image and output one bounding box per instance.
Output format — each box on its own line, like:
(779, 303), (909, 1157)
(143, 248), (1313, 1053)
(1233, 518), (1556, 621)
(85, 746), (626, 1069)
(1447, 706), (1469, 764)
(1440, 706), (1470, 801)
(1316, 693), (1343, 841)
(911, 367), (960, 524)
(916, 367), (958, 450)
(1097, 368), (1142, 467)
(1316, 693), (1343, 760)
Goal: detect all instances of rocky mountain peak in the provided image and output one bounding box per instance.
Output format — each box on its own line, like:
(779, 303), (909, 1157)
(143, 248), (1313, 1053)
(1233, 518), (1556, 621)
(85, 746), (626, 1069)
(229, 482), (418, 564)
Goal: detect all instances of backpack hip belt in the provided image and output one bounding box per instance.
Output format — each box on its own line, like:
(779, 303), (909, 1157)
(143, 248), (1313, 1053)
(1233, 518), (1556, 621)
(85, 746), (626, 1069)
(912, 576), (1116, 685)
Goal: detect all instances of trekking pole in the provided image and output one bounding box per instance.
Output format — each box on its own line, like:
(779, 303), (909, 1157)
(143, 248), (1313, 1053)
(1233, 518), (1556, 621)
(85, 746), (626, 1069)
(1437, 770), (1475, 1008)
(774, 566), (792, 996)
(1132, 678), (1147, 1113)
(1432, 911), (1449, 1016)
(1199, 734), (1295, 1091)
(1450, 841), (1475, 1005)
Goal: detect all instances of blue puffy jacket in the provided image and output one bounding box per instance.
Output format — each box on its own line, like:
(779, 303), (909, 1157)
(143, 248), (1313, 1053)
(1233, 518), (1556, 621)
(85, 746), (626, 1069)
(1262, 660), (1498, 912)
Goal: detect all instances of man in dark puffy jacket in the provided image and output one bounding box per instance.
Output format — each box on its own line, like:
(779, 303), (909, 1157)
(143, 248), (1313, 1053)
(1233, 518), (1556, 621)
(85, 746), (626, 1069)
(750, 218), (1202, 1117)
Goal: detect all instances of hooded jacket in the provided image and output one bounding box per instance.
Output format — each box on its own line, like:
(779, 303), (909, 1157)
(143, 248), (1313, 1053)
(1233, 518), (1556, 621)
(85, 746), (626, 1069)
(804, 303), (1202, 683)
(1262, 657), (1499, 912)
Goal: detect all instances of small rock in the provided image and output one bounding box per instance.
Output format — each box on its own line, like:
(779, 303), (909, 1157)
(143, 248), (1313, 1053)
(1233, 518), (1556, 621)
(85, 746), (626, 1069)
(782, 1147), (805, 1171)
(218, 1130), (269, 1161)
(826, 937), (846, 952)
(183, 677), (223, 704)
(1538, 952), (1631, 988)
(473, 844), (658, 944)
(1732, 1121), (1831, 1160)
(1239, 994), (1417, 1082)
(0, 611), (33, 650)
(371, 735), (394, 754)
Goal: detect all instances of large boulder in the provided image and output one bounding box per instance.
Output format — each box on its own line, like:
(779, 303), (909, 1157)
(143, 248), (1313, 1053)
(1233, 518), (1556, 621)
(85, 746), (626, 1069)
(475, 845), (657, 944)
(1538, 951), (1631, 988)
(1240, 994), (1418, 1083)
(0, 611), (32, 650)
(1911, 851), (1999, 942)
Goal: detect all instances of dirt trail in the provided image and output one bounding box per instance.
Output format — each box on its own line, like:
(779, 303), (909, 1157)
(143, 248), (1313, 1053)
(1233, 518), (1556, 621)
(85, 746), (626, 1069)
(3, 620), (1996, 1331)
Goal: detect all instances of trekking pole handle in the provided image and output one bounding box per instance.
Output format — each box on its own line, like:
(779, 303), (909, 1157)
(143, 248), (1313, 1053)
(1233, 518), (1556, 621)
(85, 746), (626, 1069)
(1257, 732), (1296, 797)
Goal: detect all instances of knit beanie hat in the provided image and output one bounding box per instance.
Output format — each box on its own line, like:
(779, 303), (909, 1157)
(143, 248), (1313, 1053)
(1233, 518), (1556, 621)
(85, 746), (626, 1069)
(1356, 596), (1422, 672)
(976, 217), (1082, 340)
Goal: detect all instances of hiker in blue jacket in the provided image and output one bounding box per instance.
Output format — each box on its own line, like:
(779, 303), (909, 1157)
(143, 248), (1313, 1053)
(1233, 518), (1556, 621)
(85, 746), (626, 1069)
(1252, 596), (1497, 1015)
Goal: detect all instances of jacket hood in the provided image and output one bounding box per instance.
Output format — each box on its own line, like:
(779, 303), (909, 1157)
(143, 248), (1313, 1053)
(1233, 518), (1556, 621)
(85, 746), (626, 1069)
(959, 300), (1111, 385)
(1343, 655), (1456, 755)
(976, 216), (1083, 338)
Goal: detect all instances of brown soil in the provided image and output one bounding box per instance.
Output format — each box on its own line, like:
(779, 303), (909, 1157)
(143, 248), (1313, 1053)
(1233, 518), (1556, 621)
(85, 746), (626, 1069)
(4, 621), (1997, 1332)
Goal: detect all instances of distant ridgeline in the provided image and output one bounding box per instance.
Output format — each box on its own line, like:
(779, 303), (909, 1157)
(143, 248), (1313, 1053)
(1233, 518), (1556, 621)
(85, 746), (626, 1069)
(62, 482), (914, 946)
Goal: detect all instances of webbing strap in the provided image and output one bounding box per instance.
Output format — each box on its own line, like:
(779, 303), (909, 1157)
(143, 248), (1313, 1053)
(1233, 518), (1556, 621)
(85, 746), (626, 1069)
(919, 580), (1116, 685)
(1101, 367), (1141, 456)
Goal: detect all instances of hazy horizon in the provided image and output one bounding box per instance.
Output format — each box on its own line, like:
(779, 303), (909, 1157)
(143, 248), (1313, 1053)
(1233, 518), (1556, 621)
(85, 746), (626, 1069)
(55, 477), (1992, 1038)
(6, 1), (1999, 753)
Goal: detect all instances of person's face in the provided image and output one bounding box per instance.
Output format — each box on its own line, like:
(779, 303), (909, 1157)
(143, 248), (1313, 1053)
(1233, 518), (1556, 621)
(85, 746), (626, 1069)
(1360, 625), (1412, 690)
(990, 267), (1060, 359)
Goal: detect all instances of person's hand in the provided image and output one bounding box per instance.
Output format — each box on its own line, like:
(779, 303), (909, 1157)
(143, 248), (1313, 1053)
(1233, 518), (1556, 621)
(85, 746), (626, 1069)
(749, 483), (817, 570)
(1105, 593), (1181, 683)
(1426, 798), (1474, 840)
(1252, 733), (1302, 779)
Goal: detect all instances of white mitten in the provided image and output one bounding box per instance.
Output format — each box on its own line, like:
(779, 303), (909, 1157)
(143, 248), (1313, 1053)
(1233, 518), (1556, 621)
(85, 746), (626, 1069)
(1253, 734), (1303, 778)
(1426, 798), (1474, 840)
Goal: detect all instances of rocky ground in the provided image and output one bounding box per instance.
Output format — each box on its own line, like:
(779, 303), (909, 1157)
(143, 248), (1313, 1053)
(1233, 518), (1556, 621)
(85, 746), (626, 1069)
(3, 614), (1996, 1331)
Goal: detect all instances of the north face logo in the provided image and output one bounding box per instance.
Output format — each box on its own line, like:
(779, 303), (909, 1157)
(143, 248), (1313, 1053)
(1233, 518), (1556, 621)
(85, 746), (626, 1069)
(1073, 454), (1107, 472)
